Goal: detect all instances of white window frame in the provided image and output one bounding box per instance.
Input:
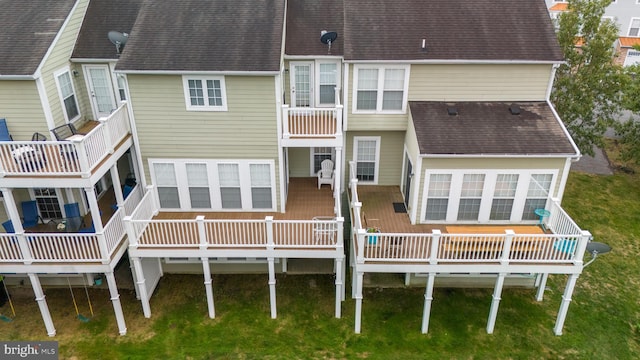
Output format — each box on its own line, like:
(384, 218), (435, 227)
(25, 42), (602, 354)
(315, 60), (341, 107)
(353, 136), (381, 185)
(420, 169), (558, 224)
(182, 75), (228, 111)
(53, 67), (81, 122)
(149, 159), (276, 211)
(310, 147), (335, 176)
(352, 65), (410, 114)
(628, 18), (640, 37)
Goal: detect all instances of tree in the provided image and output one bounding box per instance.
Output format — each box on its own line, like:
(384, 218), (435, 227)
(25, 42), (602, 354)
(615, 63), (640, 165)
(551, 0), (627, 156)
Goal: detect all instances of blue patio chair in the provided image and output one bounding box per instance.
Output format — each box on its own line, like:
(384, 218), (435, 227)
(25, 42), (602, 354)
(21, 200), (42, 229)
(64, 202), (81, 218)
(0, 118), (13, 141)
(111, 184), (134, 211)
(2, 220), (15, 233)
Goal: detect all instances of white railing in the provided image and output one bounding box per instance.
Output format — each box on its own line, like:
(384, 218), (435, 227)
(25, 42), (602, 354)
(546, 199), (583, 235)
(104, 208), (126, 256)
(123, 184), (143, 215)
(273, 219), (343, 247)
(206, 220), (266, 247)
(126, 187), (157, 240)
(282, 105), (343, 138)
(26, 233), (102, 262)
(0, 102), (130, 176)
(0, 234), (23, 261)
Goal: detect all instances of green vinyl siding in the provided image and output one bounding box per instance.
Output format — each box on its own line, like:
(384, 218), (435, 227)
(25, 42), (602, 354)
(346, 63), (553, 132)
(288, 148), (311, 177)
(0, 81), (48, 140)
(408, 64), (552, 102)
(39, 0), (90, 126)
(345, 131), (405, 186)
(128, 74), (280, 205)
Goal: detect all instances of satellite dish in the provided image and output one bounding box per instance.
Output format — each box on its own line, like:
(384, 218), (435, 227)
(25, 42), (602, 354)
(320, 30), (338, 54)
(584, 241), (611, 267)
(108, 31), (129, 54)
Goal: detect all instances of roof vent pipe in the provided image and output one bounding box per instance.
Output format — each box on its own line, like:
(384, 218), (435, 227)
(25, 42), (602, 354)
(447, 107), (458, 116)
(509, 104), (521, 115)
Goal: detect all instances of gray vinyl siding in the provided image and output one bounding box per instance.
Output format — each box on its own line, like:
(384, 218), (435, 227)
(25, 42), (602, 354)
(128, 74), (280, 203)
(346, 63), (553, 131)
(345, 131), (405, 186)
(39, 0), (91, 127)
(288, 148), (311, 177)
(0, 81), (47, 140)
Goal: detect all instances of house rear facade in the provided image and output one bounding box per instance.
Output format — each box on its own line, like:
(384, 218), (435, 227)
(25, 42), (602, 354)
(0, 0), (593, 337)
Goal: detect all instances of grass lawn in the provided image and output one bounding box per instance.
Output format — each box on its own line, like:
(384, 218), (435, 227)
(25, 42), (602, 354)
(1, 166), (639, 359)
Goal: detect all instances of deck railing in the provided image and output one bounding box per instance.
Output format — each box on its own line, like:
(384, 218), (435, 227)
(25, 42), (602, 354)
(282, 105), (343, 138)
(0, 102), (130, 177)
(124, 186), (344, 251)
(347, 163), (591, 266)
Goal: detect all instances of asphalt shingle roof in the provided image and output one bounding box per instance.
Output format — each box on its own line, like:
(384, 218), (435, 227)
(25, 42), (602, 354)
(285, 0), (344, 56)
(72, 0), (143, 60)
(410, 101), (577, 155)
(0, 0), (76, 76)
(116, 0), (284, 72)
(342, 0), (563, 62)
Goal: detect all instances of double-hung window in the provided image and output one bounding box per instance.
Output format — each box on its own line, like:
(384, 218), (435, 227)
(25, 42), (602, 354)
(425, 174), (452, 221)
(54, 69), (80, 121)
(522, 174), (552, 220)
(218, 163), (241, 209)
(629, 18), (640, 37)
(183, 76), (228, 111)
(354, 65), (409, 113)
(490, 174), (519, 220)
(250, 164), (272, 209)
(318, 62), (338, 106)
(155, 163), (180, 208)
(457, 174), (485, 221)
(353, 137), (380, 183)
(186, 163), (211, 208)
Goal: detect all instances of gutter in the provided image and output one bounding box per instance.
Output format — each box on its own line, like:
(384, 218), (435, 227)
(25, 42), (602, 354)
(115, 70), (280, 76)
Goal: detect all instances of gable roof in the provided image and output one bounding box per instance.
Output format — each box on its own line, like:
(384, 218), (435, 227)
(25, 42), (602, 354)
(343, 0), (563, 62)
(71, 0), (143, 60)
(410, 101), (577, 156)
(285, 0), (344, 56)
(116, 0), (284, 72)
(0, 0), (76, 76)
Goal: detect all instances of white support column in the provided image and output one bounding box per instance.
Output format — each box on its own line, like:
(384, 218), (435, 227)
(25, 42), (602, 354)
(341, 258), (346, 301)
(105, 272), (127, 335)
(333, 146), (343, 215)
(282, 258), (288, 273)
(131, 256), (151, 318)
(268, 257), (277, 319)
(486, 273), (506, 334)
(536, 273), (549, 301)
(28, 273), (56, 336)
(421, 273), (436, 334)
(84, 187), (104, 232)
(110, 165), (124, 210)
(334, 257), (343, 318)
(351, 265), (357, 299)
(202, 258), (215, 318)
(354, 271), (364, 334)
(554, 274), (579, 336)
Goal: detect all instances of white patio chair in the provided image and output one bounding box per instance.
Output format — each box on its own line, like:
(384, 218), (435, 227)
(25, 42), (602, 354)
(317, 159), (334, 190)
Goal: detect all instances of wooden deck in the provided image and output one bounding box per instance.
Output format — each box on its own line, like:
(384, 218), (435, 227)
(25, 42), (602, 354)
(154, 177), (335, 221)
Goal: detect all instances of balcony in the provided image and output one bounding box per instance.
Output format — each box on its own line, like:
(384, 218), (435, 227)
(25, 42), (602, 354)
(281, 105), (343, 147)
(125, 178), (344, 259)
(0, 184), (143, 269)
(0, 102), (131, 179)
(348, 173), (590, 271)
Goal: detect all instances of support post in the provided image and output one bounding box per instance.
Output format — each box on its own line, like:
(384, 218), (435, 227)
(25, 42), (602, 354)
(430, 230), (441, 264)
(333, 147), (343, 215)
(28, 273), (56, 336)
(536, 273), (549, 301)
(131, 256), (151, 317)
(354, 271), (364, 333)
(554, 274), (579, 336)
(110, 165), (124, 211)
(486, 273), (506, 334)
(334, 257), (343, 318)
(202, 258), (215, 318)
(421, 273), (436, 333)
(268, 257), (277, 319)
(105, 272), (127, 335)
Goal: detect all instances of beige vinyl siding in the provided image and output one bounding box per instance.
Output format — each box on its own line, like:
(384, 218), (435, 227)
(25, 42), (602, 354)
(73, 65), (92, 119)
(288, 148), (311, 177)
(39, 0), (91, 127)
(346, 131), (405, 186)
(0, 81), (47, 140)
(408, 64), (552, 101)
(283, 60), (291, 105)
